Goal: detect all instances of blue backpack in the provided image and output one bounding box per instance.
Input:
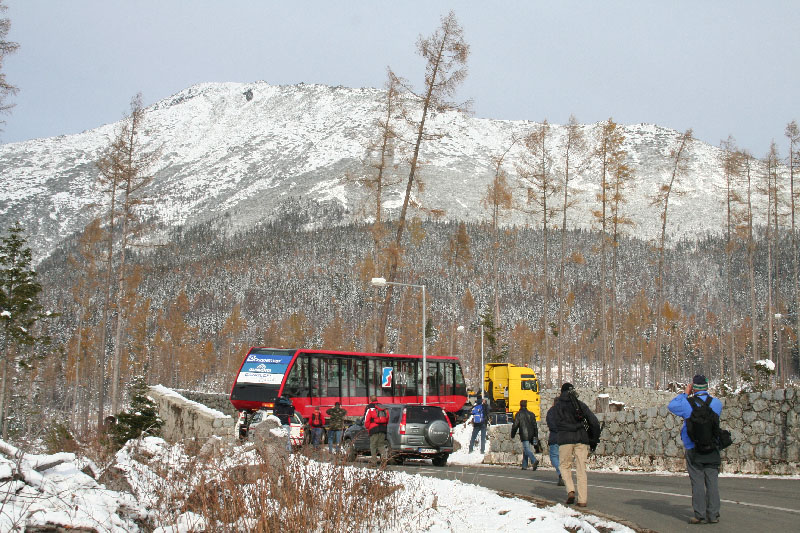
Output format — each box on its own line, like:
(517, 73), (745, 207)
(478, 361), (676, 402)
(472, 404), (485, 424)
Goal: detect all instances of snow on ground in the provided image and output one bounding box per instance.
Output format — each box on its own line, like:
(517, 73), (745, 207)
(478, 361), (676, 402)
(0, 425), (638, 532)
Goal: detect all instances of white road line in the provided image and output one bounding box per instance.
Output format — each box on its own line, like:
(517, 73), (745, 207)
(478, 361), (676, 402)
(412, 467), (800, 515)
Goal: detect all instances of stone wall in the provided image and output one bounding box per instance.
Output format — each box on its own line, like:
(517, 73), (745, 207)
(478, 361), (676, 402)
(148, 386), (235, 443)
(485, 387), (800, 475)
(174, 389), (237, 418)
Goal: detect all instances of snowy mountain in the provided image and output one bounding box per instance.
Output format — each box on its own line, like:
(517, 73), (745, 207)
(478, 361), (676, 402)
(0, 81), (733, 262)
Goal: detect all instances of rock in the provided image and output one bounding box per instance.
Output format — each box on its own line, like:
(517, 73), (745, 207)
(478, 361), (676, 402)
(98, 465), (134, 495)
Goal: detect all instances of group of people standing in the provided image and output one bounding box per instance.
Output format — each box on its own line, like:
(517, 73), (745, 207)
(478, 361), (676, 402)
(272, 396), (348, 453)
(468, 376), (723, 524)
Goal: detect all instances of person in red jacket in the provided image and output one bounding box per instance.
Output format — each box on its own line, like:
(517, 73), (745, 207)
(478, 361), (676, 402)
(309, 406), (326, 450)
(364, 404), (389, 465)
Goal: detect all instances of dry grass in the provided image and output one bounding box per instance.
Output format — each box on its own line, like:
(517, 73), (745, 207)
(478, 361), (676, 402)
(119, 438), (422, 532)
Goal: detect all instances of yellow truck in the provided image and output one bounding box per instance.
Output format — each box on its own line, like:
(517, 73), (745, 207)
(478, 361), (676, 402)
(484, 363), (541, 420)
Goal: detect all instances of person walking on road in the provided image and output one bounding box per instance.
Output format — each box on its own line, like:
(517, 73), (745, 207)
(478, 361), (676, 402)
(510, 399), (540, 470)
(668, 374), (724, 525)
(546, 397), (564, 486)
(553, 383), (601, 507)
(467, 397), (490, 454)
(326, 401), (347, 453)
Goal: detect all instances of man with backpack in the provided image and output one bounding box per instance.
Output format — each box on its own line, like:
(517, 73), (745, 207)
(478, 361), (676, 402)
(364, 402), (389, 465)
(467, 397), (489, 454)
(668, 374), (724, 525)
(553, 383), (601, 507)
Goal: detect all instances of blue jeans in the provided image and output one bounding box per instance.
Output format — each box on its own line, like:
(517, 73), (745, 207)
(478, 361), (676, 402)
(549, 444), (561, 476)
(311, 427), (323, 447)
(328, 429), (343, 452)
(521, 440), (539, 469)
(469, 423), (487, 453)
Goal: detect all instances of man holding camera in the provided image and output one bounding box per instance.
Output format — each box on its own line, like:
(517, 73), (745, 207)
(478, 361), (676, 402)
(553, 383), (601, 507)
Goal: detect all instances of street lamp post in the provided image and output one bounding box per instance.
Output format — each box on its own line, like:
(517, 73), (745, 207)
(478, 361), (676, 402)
(371, 277), (427, 404)
(775, 313), (783, 386)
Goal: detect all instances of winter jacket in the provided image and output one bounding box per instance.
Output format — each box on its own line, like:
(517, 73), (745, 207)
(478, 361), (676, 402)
(326, 406), (348, 430)
(553, 390), (600, 446)
(309, 411), (326, 428)
(273, 397), (295, 426)
(510, 407), (539, 443)
(545, 406), (559, 446)
(667, 391), (723, 450)
(364, 406), (388, 435)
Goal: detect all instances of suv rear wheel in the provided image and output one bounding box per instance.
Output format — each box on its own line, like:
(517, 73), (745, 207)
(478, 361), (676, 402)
(431, 453), (449, 467)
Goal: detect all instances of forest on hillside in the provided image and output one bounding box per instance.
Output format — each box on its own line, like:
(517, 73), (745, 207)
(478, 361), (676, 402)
(7, 209), (795, 437)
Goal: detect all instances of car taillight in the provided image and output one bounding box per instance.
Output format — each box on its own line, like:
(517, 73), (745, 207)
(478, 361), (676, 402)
(399, 408), (407, 435)
(443, 409), (453, 437)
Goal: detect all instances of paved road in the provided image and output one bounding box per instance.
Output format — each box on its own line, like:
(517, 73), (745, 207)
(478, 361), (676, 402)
(393, 462), (800, 532)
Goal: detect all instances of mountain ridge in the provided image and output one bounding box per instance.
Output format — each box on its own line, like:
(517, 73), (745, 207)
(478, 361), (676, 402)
(0, 81), (735, 262)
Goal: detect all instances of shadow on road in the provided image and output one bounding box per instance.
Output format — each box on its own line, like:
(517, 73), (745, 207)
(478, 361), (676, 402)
(625, 497), (690, 521)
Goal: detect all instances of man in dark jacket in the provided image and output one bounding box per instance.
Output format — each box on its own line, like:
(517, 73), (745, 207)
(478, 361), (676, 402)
(273, 396), (295, 452)
(554, 383), (600, 507)
(545, 397), (564, 485)
(668, 374), (723, 524)
(510, 399), (539, 470)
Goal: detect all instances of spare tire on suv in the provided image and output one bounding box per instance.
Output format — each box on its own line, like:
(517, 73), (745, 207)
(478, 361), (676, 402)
(425, 419), (451, 447)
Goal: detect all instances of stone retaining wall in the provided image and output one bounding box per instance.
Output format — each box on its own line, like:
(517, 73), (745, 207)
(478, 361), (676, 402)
(148, 386), (235, 442)
(486, 388), (800, 475)
(174, 389), (237, 419)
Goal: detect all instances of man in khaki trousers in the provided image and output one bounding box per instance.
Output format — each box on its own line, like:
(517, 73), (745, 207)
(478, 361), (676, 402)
(552, 383), (600, 507)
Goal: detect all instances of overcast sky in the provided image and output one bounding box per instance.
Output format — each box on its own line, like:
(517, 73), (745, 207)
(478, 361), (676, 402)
(2, 1), (798, 157)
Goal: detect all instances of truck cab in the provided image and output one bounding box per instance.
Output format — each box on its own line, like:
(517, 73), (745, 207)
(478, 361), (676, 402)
(484, 363), (540, 419)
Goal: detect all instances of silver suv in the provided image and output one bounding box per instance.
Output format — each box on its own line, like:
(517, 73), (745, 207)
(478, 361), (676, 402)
(343, 404), (453, 466)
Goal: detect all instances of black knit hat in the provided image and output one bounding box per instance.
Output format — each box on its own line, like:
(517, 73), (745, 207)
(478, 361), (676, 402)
(692, 374), (708, 390)
(561, 382), (574, 393)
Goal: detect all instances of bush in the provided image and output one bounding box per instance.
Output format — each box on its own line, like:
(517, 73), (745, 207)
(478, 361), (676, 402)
(109, 376), (163, 448)
(44, 422), (79, 454)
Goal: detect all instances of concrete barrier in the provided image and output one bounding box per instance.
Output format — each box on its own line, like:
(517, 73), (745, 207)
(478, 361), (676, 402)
(147, 386), (235, 442)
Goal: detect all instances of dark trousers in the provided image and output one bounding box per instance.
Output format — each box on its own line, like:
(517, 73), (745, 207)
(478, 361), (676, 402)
(469, 423), (487, 453)
(685, 449), (720, 521)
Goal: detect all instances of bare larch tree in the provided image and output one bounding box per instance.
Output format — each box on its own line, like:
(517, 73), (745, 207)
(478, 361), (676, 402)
(376, 11), (469, 353)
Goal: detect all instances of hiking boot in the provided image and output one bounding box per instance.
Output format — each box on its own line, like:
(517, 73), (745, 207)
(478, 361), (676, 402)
(576, 502), (587, 508)
(521, 466), (528, 470)
(531, 460), (539, 471)
(557, 475), (565, 486)
(708, 517), (719, 524)
(566, 492), (575, 504)
(688, 517), (705, 524)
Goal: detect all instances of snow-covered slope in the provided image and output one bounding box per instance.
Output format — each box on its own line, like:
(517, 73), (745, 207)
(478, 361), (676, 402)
(0, 81), (732, 261)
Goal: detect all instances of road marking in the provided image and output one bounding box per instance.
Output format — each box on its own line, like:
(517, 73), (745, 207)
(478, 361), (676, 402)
(410, 467), (800, 515)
